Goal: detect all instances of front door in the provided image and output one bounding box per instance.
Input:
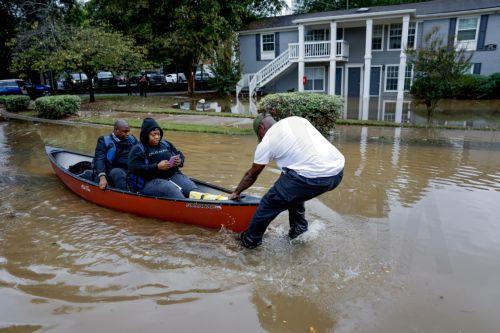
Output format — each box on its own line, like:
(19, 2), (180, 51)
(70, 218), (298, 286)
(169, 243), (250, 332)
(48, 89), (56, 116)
(346, 66), (362, 119)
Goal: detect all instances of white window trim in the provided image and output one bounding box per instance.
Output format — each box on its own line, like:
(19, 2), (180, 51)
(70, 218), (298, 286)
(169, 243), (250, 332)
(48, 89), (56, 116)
(388, 23), (403, 51)
(407, 21), (417, 49)
(304, 66), (326, 92)
(305, 28), (329, 42)
(454, 16), (480, 51)
(370, 65), (383, 97)
(261, 33), (275, 60)
(384, 64), (400, 92)
(372, 24), (385, 52)
(382, 100), (412, 122)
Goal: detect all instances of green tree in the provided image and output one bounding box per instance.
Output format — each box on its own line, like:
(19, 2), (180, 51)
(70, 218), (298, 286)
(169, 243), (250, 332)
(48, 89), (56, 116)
(406, 28), (472, 123)
(86, 0), (285, 94)
(12, 25), (149, 102)
(211, 34), (242, 96)
(294, 0), (430, 13)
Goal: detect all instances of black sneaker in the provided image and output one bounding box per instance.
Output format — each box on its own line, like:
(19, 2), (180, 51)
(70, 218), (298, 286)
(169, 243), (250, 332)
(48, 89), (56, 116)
(289, 228), (307, 240)
(239, 232), (262, 249)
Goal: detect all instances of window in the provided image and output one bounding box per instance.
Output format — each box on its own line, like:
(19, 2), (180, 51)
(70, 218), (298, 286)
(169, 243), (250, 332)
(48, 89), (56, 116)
(404, 65), (413, 91)
(305, 29), (329, 41)
(456, 17), (479, 50)
(261, 33), (275, 60)
(385, 65), (399, 91)
(389, 24), (402, 50)
(304, 67), (325, 92)
(372, 25), (384, 51)
(407, 22), (416, 49)
(337, 28), (344, 40)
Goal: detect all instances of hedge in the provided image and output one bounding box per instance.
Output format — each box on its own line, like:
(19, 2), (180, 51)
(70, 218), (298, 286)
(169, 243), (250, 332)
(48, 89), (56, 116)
(258, 92), (344, 135)
(34, 95), (81, 119)
(0, 95), (31, 112)
(451, 73), (500, 100)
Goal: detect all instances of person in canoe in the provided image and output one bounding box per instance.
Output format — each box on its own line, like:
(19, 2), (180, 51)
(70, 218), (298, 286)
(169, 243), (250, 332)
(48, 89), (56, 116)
(127, 118), (198, 198)
(93, 119), (138, 191)
(229, 114), (345, 249)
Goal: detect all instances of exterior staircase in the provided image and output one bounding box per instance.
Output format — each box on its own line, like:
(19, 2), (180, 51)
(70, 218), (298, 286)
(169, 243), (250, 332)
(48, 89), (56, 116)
(236, 49), (292, 98)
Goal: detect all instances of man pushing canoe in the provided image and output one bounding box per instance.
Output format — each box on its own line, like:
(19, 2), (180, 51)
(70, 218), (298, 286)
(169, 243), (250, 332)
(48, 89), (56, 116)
(229, 114), (345, 249)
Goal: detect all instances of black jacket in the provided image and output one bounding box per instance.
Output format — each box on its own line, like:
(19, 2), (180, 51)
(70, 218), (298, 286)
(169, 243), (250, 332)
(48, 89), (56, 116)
(93, 134), (137, 177)
(128, 118), (185, 180)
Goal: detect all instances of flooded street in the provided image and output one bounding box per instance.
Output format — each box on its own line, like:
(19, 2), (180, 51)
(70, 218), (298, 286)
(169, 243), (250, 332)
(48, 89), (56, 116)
(0, 120), (499, 332)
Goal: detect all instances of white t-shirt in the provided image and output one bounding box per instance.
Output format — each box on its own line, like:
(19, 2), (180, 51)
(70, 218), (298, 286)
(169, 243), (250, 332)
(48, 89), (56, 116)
(254, 116), (345, 178)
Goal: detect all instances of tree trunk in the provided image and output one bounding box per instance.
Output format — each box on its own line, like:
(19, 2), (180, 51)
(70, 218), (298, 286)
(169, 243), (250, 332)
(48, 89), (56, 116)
(87, 73), (95, 102)
(187, 68), (195, 95)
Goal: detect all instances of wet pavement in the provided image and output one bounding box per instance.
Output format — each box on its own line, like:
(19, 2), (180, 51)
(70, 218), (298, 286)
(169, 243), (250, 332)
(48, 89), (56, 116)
(0, 120), (499, 332)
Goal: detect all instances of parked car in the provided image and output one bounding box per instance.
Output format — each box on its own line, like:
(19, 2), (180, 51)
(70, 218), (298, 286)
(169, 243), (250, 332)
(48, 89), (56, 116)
(94, 71), (117, 90)
(57, 73), (88, 92)
(195, 67), (215, 82)
(0, 79), (50, 98)
(143, 71), (166, 86)
(165, 73), (187, 83)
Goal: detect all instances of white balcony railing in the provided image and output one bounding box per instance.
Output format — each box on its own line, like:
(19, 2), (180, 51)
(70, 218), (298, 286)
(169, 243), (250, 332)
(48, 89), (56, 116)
(288, 40), (349, 60)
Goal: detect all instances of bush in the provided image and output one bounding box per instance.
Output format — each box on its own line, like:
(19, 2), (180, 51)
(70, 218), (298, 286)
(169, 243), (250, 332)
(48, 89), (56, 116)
(490, 73), (500, 99)
(34, 95), (81, 119)
(1, 95), (31, 112)
(258, 92), (344, 135)
(452, 75), (495, 99)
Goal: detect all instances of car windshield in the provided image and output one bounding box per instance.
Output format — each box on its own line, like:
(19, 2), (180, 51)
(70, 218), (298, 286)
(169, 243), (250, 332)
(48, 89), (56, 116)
(97, 72), (113, 79)
(0, 81), (19, 88)
(70, 73), (88, 80)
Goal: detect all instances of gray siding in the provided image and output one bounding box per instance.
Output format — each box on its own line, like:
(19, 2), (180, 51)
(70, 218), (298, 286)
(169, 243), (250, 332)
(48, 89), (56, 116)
(239, 30), (297, 74)
(471, 13), (500, 75)
(420, 18), (450, 46)
(344, 27), (365, 63)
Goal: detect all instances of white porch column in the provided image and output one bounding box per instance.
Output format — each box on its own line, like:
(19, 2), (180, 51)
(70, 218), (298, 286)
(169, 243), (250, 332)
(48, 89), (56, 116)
(298, 24), (305, 92)
(328, 21), (337, 95)
(395, 15), (410, 123)
(361, 19), (373, 120)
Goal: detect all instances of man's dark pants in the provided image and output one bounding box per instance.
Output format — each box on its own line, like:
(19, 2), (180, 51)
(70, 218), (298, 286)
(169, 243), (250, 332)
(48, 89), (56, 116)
(241, 168), (343, 248)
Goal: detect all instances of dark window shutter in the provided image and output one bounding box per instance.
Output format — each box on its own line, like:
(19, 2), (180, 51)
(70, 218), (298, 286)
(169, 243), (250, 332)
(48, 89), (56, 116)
(275, 32), (280, 57)
(370, 67), (381, 96)
(448, 18), (457, 50)
(473, 63), (482, 75)
(255, 34), (261, 61)
(477, 15), (489, 50)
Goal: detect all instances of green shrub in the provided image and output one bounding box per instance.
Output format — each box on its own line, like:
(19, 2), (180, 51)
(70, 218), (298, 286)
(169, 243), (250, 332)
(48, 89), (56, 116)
(452, 74), (495, 99)
(1, 95), (31, 112)
(258, 92), (344, 135)
(34, 95), (81, 119)
(489, 73), (500, 99)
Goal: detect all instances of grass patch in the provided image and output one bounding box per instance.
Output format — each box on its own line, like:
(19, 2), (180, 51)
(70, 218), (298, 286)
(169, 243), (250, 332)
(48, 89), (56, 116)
(75, 116), (253, 135)
(80, 94), (254, 118)
(337, 118), (497, 131)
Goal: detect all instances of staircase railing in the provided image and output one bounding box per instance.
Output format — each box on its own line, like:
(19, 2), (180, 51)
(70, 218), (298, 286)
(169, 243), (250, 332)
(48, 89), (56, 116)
(247, 49), (291, 98)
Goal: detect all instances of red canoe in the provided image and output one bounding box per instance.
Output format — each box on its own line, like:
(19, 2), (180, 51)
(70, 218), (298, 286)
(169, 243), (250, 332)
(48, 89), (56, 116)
(45, 146), (260, 232)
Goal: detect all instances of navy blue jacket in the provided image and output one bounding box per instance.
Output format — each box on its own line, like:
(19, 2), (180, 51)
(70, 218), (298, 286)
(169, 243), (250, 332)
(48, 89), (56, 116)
(93, 134), (137, 177)
(128, 118), (185, 180)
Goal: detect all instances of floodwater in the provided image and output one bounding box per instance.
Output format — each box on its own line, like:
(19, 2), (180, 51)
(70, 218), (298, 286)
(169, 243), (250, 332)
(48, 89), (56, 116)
(0, 120), (499, 332)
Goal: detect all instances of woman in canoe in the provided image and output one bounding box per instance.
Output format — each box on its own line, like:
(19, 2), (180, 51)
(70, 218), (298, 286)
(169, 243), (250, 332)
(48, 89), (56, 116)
(127, 118), (198, 198)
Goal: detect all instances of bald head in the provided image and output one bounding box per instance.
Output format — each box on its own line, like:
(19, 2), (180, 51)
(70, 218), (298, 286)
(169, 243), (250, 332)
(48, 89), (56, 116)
(113, 119), (130, 140)
(255, 115), (276, 141)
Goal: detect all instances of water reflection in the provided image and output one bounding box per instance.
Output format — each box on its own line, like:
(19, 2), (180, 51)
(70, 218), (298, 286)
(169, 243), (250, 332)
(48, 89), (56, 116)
(1, 121), (500, 332)
(170, 97), (258, 115)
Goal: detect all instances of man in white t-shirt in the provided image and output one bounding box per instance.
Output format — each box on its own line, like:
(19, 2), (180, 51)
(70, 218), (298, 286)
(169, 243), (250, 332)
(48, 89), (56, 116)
(229, 114), (345, 248)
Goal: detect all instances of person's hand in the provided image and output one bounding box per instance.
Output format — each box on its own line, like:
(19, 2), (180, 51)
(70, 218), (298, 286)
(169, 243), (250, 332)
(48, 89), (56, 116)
(98, 176), (108, 190)
(229, 192), (240, 201)
(172, 155), (181, 167)
(157, 160), (171, 170)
